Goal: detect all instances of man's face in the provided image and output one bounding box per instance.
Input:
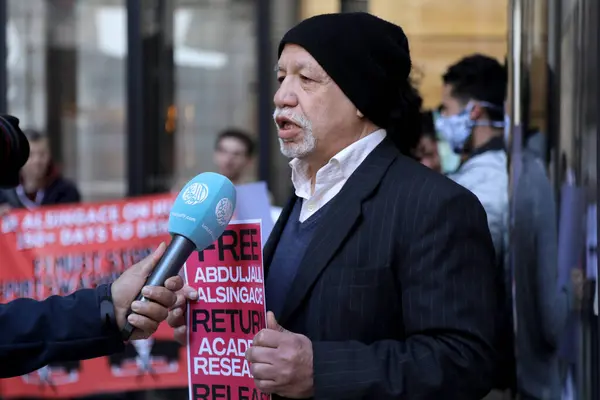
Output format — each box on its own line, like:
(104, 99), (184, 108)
(273, 44), (360, 161)
(440, 84), (465, 117)
(414, 136), (441, 172)
(22, 138), (51, 179)
(213, 137), (250, 181)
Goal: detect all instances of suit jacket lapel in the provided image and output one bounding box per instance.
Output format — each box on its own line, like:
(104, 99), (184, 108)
(263, 195), (297, 278)
(278, 139), (400, 325)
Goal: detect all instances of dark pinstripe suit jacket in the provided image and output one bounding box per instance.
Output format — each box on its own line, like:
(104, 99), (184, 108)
(264, 138), (500, 399)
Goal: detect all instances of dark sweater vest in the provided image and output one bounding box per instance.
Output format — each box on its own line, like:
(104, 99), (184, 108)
(265, 198), (333, 319)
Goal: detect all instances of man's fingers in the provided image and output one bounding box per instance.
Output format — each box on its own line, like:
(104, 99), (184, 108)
(135, 243), (167, 276)
(266, 311), (287, 332)
(167, 307), (186, 328)
(254, 379), (276, 395)
(127, 314), (159, 337)
(253, 329), (283, 348)
(174, 325), (187, 345)
(245, 346), (278, 364)
(183, 286), (199, 300)
(151, 242), (167, 261)
(250, 362), (278, 381)
(131, 299), (169, 323)
(171, 287), (197, 311)
(165, 275), (184, 291)
(141, 286), (177, 308)
(171, 293), (187, 310)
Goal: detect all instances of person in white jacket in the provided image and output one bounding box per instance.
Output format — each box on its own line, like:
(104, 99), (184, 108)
(435, 54), (508, 260)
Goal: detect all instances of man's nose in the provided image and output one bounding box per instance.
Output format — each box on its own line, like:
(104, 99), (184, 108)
(273, 80), (298, 109)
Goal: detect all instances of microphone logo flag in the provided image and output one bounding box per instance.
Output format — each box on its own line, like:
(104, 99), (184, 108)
(215, 198), (234, 227)
(182, 183), (210, 206)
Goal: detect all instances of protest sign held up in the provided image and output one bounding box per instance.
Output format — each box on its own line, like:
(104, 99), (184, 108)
(185, 220), (270, 400)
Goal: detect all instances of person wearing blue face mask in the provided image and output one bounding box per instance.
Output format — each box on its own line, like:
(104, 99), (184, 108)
(437, 54), (508, 258)
(437, 54), (515, 399)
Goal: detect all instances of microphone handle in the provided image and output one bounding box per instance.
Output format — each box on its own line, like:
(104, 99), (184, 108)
(121, 234), (196, 341)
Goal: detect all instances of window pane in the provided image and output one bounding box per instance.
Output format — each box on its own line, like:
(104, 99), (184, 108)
(8, 0), (127, 202)
(173, 0), (258, 186)
(7, 1), (47, 130)
(74, 0), (127, 200)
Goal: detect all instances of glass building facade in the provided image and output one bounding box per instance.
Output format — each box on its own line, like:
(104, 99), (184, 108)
(0, 0), (598, 398)
(5, 0), (263, 201)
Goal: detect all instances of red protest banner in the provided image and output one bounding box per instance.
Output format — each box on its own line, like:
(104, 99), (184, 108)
(0, 193), (189, 398)
(185, 220), (270, 400)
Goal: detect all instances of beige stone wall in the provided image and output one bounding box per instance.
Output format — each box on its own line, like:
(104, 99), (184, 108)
(369, 0), (508, 109)
(297, 0), (509, 109)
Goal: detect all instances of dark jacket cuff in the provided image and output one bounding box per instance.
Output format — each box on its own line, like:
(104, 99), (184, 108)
(94, 284), (125, 352)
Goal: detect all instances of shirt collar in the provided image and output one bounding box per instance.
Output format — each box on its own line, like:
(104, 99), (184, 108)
(289, 129), (387, 198)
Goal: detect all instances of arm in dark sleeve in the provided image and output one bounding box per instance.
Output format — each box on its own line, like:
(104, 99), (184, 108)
(0, 284), (125, 378)
(312, 191), (499, 399)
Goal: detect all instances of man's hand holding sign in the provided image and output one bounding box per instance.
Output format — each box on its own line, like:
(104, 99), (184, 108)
(246, 311), (314, 398)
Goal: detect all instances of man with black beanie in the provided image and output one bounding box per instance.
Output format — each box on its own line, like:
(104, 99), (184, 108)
(168, 12), (500, 399)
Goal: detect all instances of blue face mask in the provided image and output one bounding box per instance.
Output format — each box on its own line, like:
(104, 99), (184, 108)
(435, 101), (505, 154)
(432, 110), (461, 174)
(503, 114), (510, 144)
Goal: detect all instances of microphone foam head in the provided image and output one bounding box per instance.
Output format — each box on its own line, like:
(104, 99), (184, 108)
(168, 172), (237, 250)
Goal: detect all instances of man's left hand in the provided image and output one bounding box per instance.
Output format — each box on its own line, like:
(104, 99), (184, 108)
(246, 312), (314, 398)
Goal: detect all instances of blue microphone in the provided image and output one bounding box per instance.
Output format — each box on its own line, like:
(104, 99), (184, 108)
(121, 172), (237, 340)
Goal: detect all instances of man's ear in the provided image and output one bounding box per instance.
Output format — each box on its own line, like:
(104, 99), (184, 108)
(357, 109), (364, 118)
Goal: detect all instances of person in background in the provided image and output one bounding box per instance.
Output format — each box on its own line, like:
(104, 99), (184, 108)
(412, 110), (442, 173)
(436, 54), (515, 399)
(172, 128), (255, 192)
(213, 128), (255, 185)
(505, 79), (579, 400)
(214, 127), (284, 222)
(436, 54), (508, 259)
(0, 128), (80, 214)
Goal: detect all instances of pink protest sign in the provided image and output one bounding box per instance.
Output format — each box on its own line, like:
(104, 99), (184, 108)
(185, 220), (270, 400)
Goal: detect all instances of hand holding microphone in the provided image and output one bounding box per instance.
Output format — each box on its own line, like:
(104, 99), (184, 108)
(121, 172), (237, 340)
(110, 243), (186, 340)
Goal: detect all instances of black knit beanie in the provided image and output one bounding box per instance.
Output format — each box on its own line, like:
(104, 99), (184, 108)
(0, 115), (29, 188)
(278, 12), (412, 130)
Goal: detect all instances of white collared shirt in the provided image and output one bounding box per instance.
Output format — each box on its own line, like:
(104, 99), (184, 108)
(290, 129), (387, 222)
